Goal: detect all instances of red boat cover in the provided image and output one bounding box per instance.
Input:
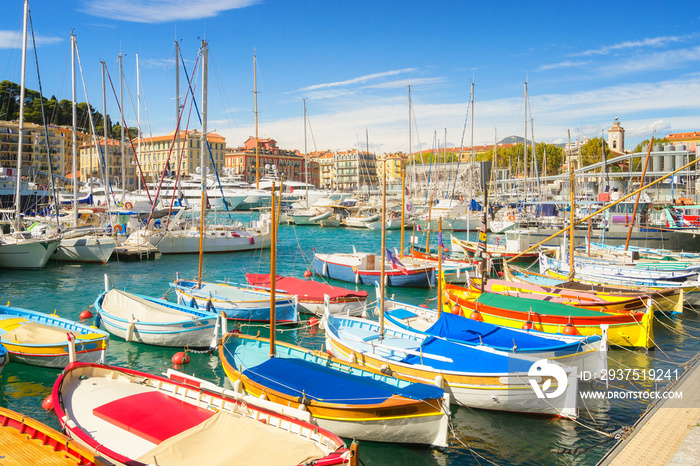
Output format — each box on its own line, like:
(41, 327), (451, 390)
(93, 391), (214, 444)
(245, 274), (368, 302)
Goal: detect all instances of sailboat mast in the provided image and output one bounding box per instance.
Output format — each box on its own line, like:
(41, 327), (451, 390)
(379, 160), (386, 340)
(175, 41), (181, 197)
(197, 40), (208, 288)
(14, 0), (29, 228)
(119, 53), (125, 198)
(470, 82), (474, 192)
(270, 182), (277, 356)
(136, 53), (142, 192)
(400, 169), (405, 258)
(303, 98), (308, 206)
(523, 80), (528, 197)
(71, 32), (78, 228)
(101, 61), (110, 206)
(568, 129), (575, 281)
(254, 51), (259, 189)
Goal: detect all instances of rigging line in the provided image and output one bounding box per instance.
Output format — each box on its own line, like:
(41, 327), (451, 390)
(177, 44), (231, 212)
(103, 66), (153, 204)
(450, 81), (471, 202)
(27, 11), (60, 228)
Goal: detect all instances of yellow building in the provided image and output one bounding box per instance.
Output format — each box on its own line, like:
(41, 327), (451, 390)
(78, 137), (134, 188)
(376, 153), (407, 183)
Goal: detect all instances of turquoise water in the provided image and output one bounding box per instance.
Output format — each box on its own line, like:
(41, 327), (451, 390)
(1, 215), (699, 465)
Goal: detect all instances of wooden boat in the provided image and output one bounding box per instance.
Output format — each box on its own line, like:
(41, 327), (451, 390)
(172, 277), (299, 323)
(380, 297), (607, 377)
(398, 249), (477, 284)
(245, 273), (368, 316)
(443, 284), (655, 348)
(466, 277), (679, 314)
(219, 333), (451, 447)
(53, 362), (355, 466)
(504, 263), (686, 314)
(451, 232), (555, 265)
(0, 303), (108, 368)
(95, 283), (222, 348)
(0, 342), (7, 374)
(323, 312), (579, 418)
(313, 251), (435, 287)
(0, 406), (105, 466)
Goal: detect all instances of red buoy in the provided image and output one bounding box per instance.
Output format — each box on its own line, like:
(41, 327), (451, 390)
(79, 310), (93, 321)
(562, 323), (579, 335)
(452, 305), (463, 317)
(420, 304), (428, 308)
(41, 395), (53, 412)
(522, 320), (533, 330)
(497, 271), (504, 277)
(172, 351), (190, 365)
(303, 270), (312, 278)
(308, 317), (320, 327)
(469, 310), (484, 322)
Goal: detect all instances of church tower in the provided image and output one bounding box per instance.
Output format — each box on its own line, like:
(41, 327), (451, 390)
(607, 117), (625, 153)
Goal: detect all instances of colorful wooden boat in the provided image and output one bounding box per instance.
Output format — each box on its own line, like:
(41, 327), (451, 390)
(313, 251), (435, 287)
(0, 342), (7, 374)
(323, 313), (579, 418)
(380, 298), (607, 377)
(53, 362), (354, 466)
(504, 263), (686, 314)
(245, 273), (368, 316)
(0, 406), (105, 466)
(466, 277), (681, 315)
(0, 304), (108, 368)
(443, 284), (655, 348)
(219, 332), (451, 447)
(397, 249), (477, 284)
(172, 277), (299, 323)
(95, 287), (222, 348)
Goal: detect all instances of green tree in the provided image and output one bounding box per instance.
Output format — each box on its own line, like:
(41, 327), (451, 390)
(632, 137), (670, 154)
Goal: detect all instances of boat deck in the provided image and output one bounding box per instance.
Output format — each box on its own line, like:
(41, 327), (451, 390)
(598, 354), (700, 465)
(0, 425), (81, 466)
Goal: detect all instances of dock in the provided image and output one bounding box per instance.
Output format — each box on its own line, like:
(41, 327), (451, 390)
(113, 242), (160, 261)
(598, 354), (700, 465)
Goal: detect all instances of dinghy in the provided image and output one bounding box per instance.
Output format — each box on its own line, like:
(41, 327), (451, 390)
(323, 312), (579, 418)
(53, 362), (355, 466)
(0, 406), (104, 466)
(314, 251), (435, 287)
(172, 277), (299, 323)
(246, 273), (368, 316)
(219, 333), (451, 447)
(0, 303), (108, 368)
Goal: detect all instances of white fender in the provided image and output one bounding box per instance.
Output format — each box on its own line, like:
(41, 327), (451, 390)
(126, 315), (136, 342)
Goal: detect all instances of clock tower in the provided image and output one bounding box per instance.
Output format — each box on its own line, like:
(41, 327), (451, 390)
(607, 117), (625, 153)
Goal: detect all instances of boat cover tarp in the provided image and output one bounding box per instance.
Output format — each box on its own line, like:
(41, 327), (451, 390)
(242, 357), (443, 403)
(400, 335), (533, 373)
(101, 289), (199, 323)
(475, 292), (607, 317)
(469, 199), (483, 211)
(176, 280), (268, 301)
(423, 312), (578, 350)
(535, 203), (558, 217)
(246, 274), (368, 301)
(136, 410), (327, 466)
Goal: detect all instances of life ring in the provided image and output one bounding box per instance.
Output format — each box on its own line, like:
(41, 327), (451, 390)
(114, 224), (123, 233)
(507, 215), (515, 222)
(124, 202), (133, 209)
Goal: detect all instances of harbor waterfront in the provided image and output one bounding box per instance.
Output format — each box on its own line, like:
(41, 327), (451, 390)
(1, 213), (700, 465)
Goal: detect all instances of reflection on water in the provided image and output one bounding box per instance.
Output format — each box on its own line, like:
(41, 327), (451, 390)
(0, 217), (699, 465)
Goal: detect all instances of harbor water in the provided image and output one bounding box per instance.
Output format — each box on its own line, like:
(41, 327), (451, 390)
(1, 213), (699, 465)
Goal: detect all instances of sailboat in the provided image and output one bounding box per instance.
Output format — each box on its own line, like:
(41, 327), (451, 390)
(126, 42), (271, 254)
(219, 180), (450, 447)
(52, 32), (115, 264)
(0, 0), (59, 269)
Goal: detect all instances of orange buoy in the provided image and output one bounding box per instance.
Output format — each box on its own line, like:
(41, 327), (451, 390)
(522, 320), (533, 330)
(497, 271), (504, 277)
(303, 270), (312, 278)
(308, 317), (320, 327)
(41, 395), (53, 412)
(79, 310), (93, 321)
(562, 323), (579, 335)
(172, 351), (190, 365)
(452, 305), (463, 317)
(469, 310), (484, 322)
(420, 304), (428, 308)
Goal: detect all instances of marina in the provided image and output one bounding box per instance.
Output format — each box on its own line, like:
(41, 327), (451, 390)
(2, 219), (700, 465)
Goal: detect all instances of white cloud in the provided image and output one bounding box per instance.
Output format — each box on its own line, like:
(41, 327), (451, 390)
(297, 68), (417, 92)
(537, 60), (590, 71)
(577, 35), (685, 56)
(80, 0), (259, 24)
(0, 30), (62, 49)
(596, 46), (700, 76)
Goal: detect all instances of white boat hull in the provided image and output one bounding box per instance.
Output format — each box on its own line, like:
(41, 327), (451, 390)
(0, 237), (59, 269)
(53, 236), (116, 263)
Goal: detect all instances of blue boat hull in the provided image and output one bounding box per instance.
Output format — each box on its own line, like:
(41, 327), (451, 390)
(313, 256), (435, 288)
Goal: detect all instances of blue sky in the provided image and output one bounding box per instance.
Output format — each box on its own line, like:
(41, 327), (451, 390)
(2, 0), (700, 155)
